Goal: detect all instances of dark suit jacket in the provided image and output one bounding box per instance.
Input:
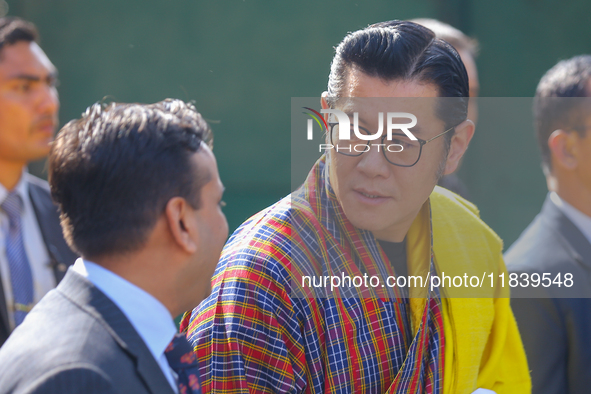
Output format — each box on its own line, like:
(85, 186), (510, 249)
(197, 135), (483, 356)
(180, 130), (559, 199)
(0, 174), (78, 347)
(505, 194), (591, 394)
(0, 269), (176, 394)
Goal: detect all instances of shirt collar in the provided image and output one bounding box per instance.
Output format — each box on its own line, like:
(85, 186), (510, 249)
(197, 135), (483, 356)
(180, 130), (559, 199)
(0, 170), (28, 207)
(72, 258), (177, 362)
(550, 192), (591, 245)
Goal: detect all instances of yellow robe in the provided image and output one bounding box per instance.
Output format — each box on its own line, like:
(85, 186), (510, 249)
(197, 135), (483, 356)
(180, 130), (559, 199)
(406, 187), (531, 394)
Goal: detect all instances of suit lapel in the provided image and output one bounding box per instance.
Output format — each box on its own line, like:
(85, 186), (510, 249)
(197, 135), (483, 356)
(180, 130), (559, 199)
(541, 195), (591, 274)
(26, 175), (78, 283)
(57, 270), (175, 394)
(1, 175), (77, 346)
(0, 277), (9, 346)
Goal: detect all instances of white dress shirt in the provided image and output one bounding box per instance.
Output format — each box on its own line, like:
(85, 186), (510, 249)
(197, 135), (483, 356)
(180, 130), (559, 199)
(72, 259), (178, 393)
(550, 192), (591, 245)
(0, 171), (53, 330)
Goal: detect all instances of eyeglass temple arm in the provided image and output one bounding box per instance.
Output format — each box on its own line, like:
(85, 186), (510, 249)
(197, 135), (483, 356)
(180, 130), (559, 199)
(424, 126), (455, 144)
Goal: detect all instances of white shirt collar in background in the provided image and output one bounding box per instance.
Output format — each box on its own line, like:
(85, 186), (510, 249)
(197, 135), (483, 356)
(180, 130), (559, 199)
(0, 169), (31, 211)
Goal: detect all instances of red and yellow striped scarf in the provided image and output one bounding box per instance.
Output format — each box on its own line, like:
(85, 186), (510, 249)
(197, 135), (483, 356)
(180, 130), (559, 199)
(290, 156), (445, 393)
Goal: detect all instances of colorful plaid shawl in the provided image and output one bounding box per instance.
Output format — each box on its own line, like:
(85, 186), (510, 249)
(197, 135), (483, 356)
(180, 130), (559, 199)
(182, 156), (446, 393)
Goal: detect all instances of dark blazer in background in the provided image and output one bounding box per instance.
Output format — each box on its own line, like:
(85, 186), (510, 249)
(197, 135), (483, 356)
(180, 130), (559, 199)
(0, 269), (176, 394)
(505, 194), (591, 394)
(0, 174), (78, 347)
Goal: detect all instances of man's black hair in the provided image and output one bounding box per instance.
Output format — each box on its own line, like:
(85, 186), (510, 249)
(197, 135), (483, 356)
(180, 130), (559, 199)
(327, 20), (469, 140)
(411, 18), (479, 60)
(0, 17), (38, 53)
(49, 99), (213, 259)
(534, 55), (591, 173)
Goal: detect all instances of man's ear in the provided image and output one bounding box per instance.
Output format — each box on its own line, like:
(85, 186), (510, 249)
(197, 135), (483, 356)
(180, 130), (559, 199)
(444, 119), (475, 175)
(548, 129), (578, 170)
(321, 92), (330, 119)
(165, 197), (198, 254)
(321, 92), (330, 143)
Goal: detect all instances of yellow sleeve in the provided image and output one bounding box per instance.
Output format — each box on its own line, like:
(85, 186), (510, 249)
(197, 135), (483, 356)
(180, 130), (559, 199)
(441, 257), (531, 393)
(430, 189), (531, 393)
(476, 255), (531, 393)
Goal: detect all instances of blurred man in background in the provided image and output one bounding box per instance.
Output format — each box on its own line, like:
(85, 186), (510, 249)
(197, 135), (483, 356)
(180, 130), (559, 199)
(412, 18), (480, 200)
(0, 16), (77, 347)
(506, 55), (591, 394)
(0, 99), (228, 393)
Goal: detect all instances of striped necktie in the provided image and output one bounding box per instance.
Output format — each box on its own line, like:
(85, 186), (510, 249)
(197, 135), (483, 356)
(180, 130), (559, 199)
(165, 333), (202, 394)
(1, 191), (34, 326)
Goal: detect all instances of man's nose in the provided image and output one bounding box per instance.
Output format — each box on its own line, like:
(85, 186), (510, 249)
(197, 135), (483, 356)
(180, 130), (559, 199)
(37, 84), (59, 116)
(356, 143), (391, 179)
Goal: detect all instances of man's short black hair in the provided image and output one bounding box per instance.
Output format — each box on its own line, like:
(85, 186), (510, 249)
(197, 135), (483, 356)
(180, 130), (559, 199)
(327, 20), (469, 138)
(0, 17), (38, 54)
(534, 55), (591, 173)
(410, 18), (479, 60)
(49, 99), (213, 259)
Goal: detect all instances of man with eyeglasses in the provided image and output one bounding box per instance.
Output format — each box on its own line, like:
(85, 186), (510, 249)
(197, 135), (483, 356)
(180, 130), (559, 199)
(325, 113), (456, 168)
(182, 20), (530, 393)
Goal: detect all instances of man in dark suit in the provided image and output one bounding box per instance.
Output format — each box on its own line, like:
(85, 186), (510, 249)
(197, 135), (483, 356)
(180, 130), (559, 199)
(0, 99), (229, 393)
(506, 55), (591, 394)
(0, 17), (77, 347)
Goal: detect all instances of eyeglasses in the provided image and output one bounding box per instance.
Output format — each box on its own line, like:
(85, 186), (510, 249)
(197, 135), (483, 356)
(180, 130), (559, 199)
(329, 123), (455, 167)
